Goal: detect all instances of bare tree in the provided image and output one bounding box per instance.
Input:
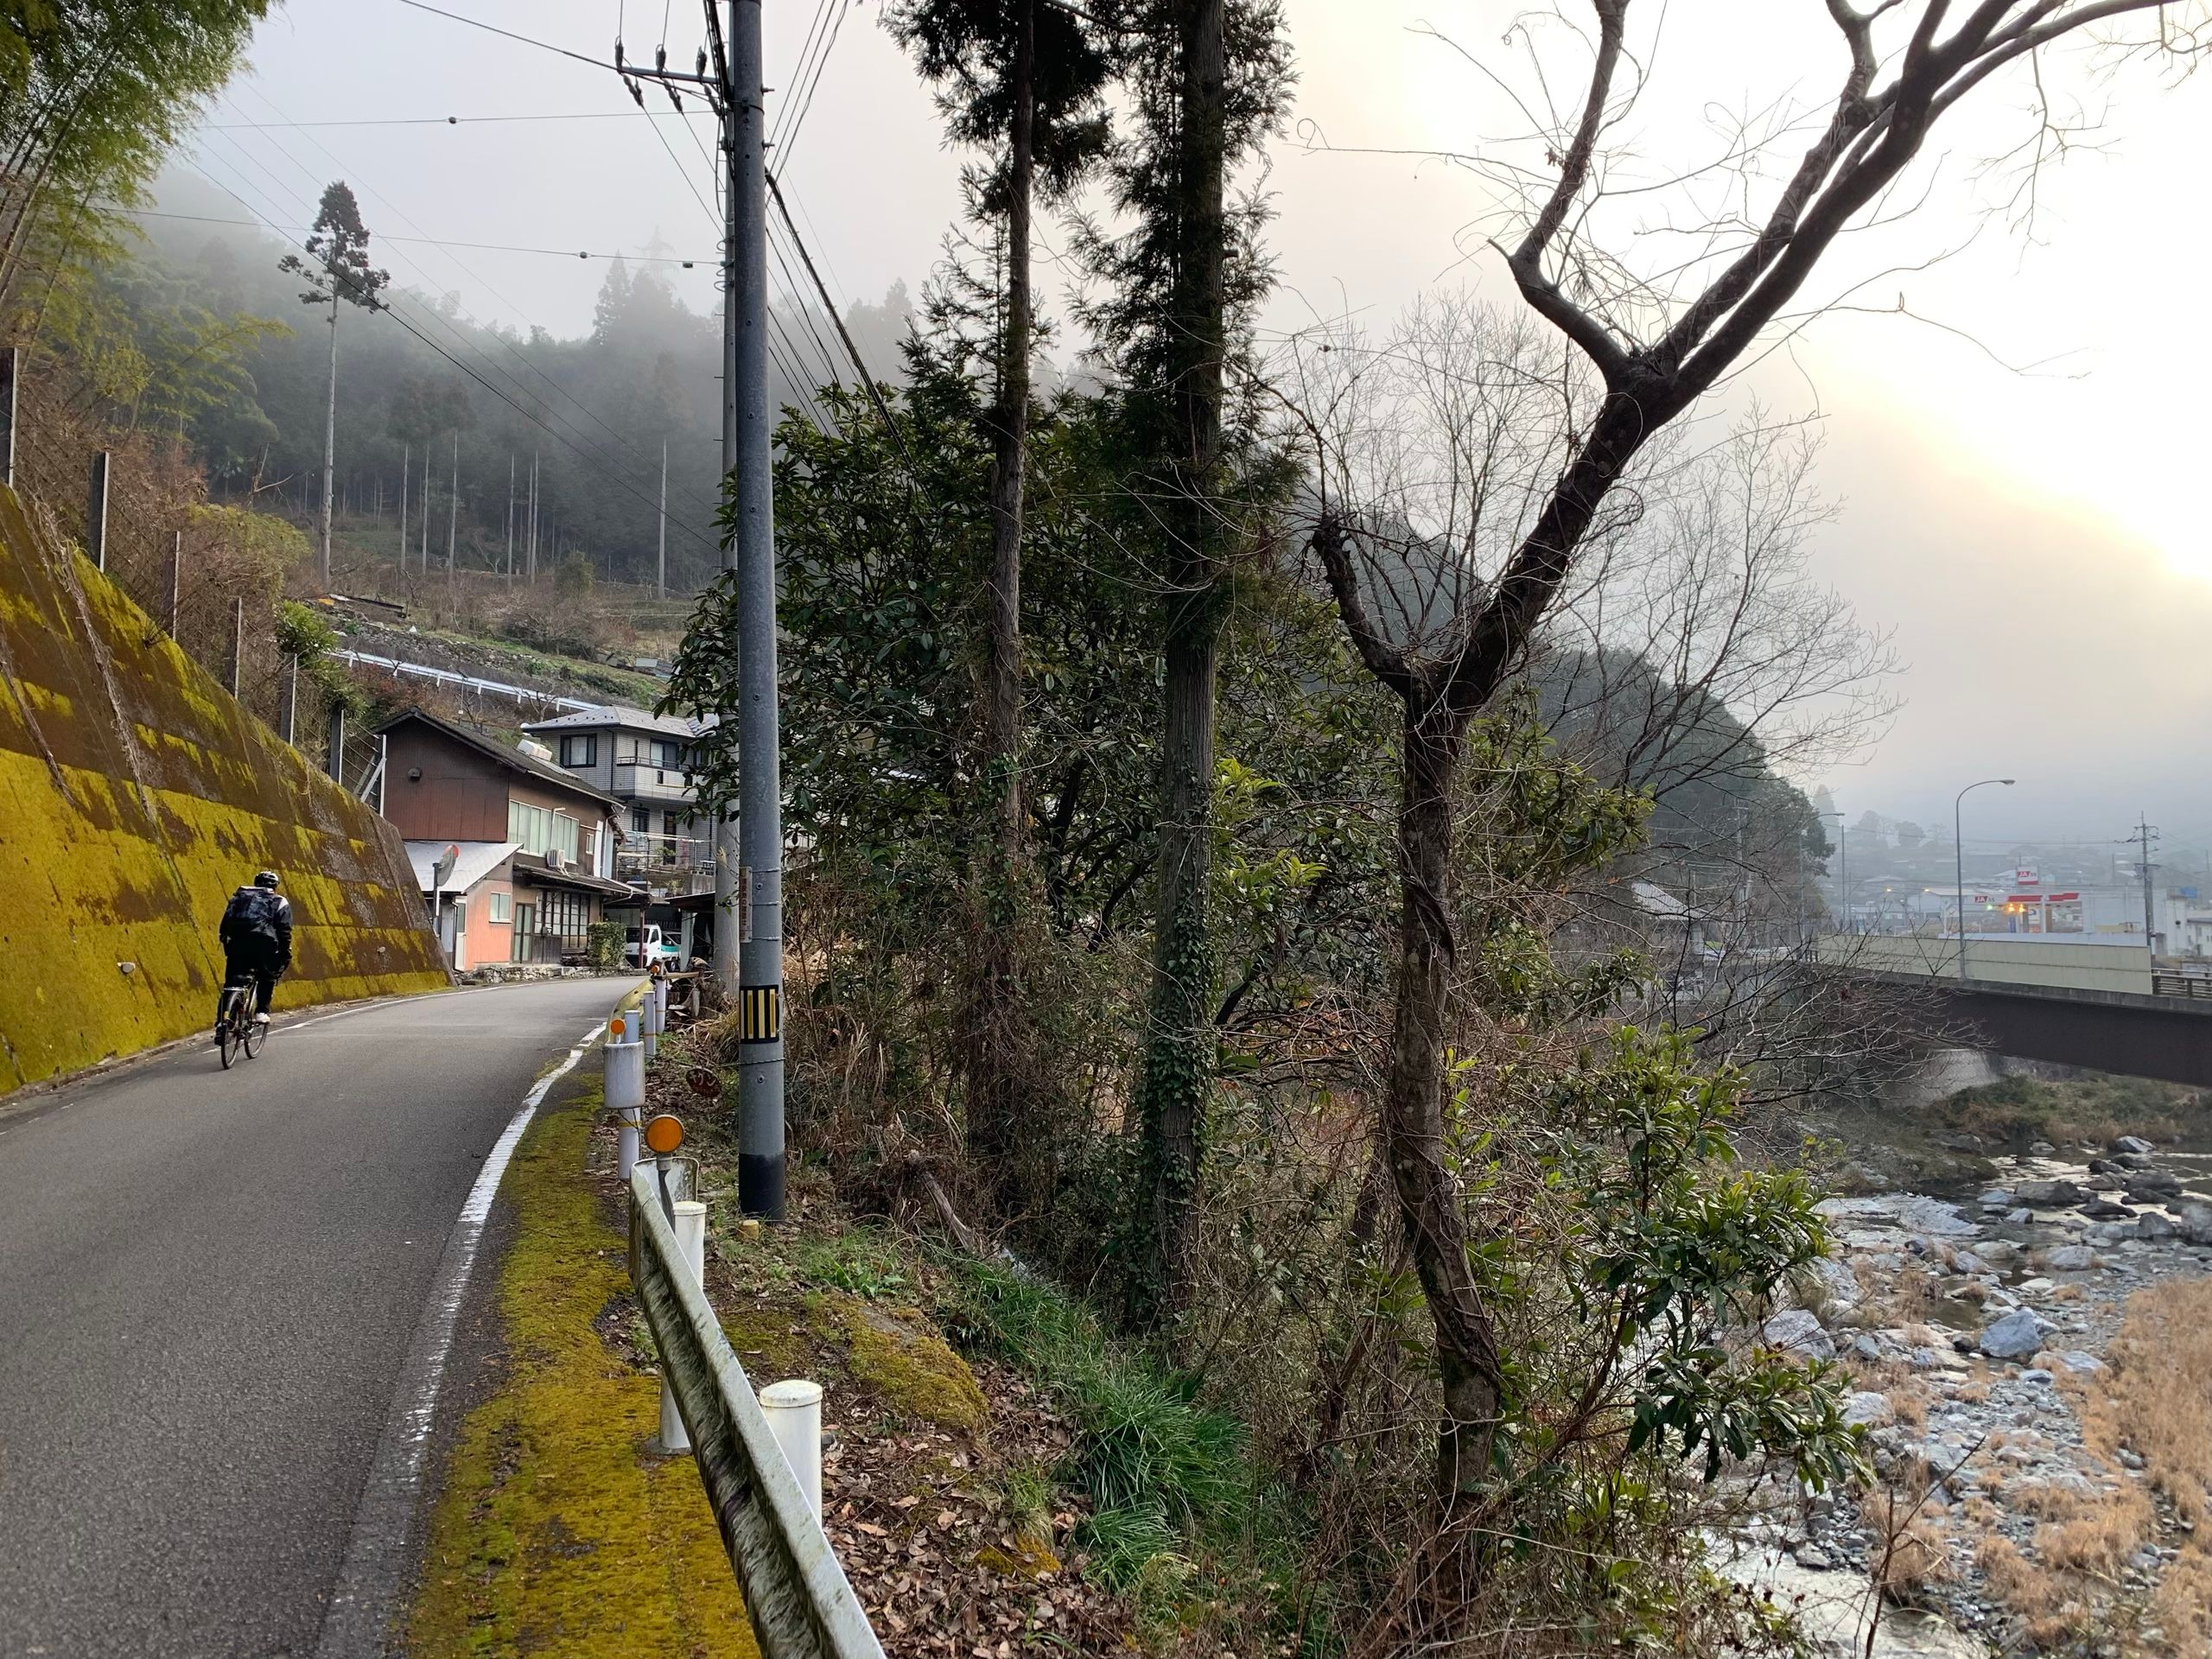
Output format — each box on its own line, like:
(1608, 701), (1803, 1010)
(1281, 0), (2202, 1586)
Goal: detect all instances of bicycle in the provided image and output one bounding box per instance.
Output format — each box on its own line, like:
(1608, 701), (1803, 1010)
(214, 978), (267, 1069)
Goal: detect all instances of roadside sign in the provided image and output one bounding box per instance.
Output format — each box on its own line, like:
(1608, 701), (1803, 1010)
(645, 1113), (684, 1154)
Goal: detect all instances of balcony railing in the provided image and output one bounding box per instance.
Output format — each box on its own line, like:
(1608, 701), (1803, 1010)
(613, 760), (695, 803)
(616, 833), (715, 895)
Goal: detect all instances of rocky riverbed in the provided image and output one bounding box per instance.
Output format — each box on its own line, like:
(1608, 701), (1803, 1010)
(1726, 1137), (2212, 1656)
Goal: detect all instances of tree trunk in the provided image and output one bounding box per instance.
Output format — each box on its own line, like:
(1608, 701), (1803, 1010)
(320, 296), (338, 589)
(968, 0), (1039, 1211)
(1132, 0), (1228, 1332)
(1388, 697), (1505, 1506)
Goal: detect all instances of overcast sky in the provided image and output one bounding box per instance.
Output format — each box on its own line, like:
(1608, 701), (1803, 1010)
(206, 2), (2212, 849)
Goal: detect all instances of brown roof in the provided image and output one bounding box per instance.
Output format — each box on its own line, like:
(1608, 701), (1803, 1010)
(376, 709), (624, 817)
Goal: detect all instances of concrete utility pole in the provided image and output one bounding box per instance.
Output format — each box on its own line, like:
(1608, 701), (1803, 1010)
(729, 0), (785, 1219)
(505, 453), (515, 584)
(657, 439), (667, 600)
(620, 0), (784, 1216)
(398, 442), (409, 569)
(2137, 814), (2160, 955)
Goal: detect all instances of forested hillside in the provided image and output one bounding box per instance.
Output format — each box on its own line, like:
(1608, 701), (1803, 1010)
(68, 170), (918, 594)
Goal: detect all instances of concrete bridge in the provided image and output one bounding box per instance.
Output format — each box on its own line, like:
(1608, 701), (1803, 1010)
(1818, 935), (2212, 1089)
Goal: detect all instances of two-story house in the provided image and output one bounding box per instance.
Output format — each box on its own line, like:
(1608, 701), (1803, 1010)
(377, 709), (636, 968)
(521, 706), (718, 898)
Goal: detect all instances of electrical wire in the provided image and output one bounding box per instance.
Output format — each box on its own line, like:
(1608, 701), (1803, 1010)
(215, 79), (696, 490)
(121, 207), (708, 264)
(391, 0), (621, 71)
(772, 0), (852, 171)
(181, 150), (718, 557)
(197, 110), (715, 130)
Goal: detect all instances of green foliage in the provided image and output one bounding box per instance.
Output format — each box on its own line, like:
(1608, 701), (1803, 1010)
(1532, 1028), (1865, 1495)
(277, 181), (389, 312)
(795, 1227), (913, 1300)
(886, 0), (1116, 206)
(583, 921), (626, 970)
(2, 2), (271, 321)
(948, 1258), (1275, 1589)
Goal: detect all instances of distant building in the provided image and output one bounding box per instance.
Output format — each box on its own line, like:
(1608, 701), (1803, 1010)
(376, 710), (633, 968)
(521, 706), (717, 898)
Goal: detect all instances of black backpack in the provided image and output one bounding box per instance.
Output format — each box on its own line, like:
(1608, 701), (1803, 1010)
(223, 887), (283, 948)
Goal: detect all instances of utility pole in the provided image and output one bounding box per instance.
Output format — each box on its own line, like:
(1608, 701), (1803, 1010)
(398, 442), (409, 569)
(505, 453), (515, 584)
(2137, 813), (2161, 956)
(446, 431), (458, 579)
(621, 0), (781, 1213)
(657, 438), (668, 600)
(527, 448), (539, 582)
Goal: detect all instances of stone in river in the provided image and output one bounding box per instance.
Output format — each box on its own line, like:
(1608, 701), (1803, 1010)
(2176, 1201), (2212, 1246)
(2112, 1135), (2157, 1154)
(2052, 1351), (2105, 1376)
(1980, 1307), (2050, 1360)
(2029, 1141), (2056, 1156)
(1842, 1390), (1895, 1428)
(2135, 1212), (2179, 1243)
(2046, 1245), (2095, 1271)
(2014, 1179), (2085, 1207)
(2079, 1198), (2133, 1220)
(2125, 1170), (2183, 1200)
(1979, 1187), (2013, 1209)
(1762, 1308), (1836, 1361)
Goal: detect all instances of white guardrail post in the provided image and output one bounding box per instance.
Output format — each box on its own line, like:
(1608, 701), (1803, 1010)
(759, 1381), (823, 1518)
(605, 1014), (646, 1179)
(659, 1198), (708, 1453)
(628, 1168), (885, 1659)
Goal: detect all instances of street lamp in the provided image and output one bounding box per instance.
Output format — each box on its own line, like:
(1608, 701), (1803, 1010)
(1955, 777), (2016, 981)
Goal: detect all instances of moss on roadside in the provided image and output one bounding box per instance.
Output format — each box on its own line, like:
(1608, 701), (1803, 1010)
(820, 1293), (988, 1431)
(408, 1084), (760, 1659)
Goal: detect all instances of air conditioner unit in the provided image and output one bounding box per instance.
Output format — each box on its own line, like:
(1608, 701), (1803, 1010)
(544, 848), (567, 873)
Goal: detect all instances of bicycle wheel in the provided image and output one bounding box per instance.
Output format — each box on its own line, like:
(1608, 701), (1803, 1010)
(217, 994), (239, 1070)
(241, 1006), (264, 1058)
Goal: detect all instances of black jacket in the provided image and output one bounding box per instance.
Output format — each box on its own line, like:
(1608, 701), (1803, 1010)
(219, 887), (293, 965)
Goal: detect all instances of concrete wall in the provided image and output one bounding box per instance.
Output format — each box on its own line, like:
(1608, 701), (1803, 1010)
(1818, 932), (2154, 995)
(0, 486), (448, 1095)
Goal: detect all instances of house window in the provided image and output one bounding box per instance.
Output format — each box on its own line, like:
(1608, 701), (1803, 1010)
(631, 806), (651, 834)
(559, 734), (598, 768)
(507, 800), (582, 864)
(650, 739), (685, 769)
(489, 891), (512, 924)
(512, 902), (536, 961)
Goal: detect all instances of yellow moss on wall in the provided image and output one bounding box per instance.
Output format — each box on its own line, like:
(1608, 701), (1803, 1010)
(0, 486), (447, 1095)
(410, 1090), (759, 1659)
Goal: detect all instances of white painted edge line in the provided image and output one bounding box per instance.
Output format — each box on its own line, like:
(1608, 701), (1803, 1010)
(313, 1016), (608, 1659)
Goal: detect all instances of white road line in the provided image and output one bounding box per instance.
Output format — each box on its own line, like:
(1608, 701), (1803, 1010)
(312, 1016), (608, 1658)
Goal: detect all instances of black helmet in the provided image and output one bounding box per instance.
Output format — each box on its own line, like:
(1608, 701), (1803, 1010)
(254, 870), (282, 890)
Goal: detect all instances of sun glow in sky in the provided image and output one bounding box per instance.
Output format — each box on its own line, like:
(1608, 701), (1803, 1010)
(225, 0), (2212, 836)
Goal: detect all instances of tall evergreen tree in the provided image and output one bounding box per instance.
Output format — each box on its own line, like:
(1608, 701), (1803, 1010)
(887, 0), (1113, 1212)
(1077, 0), (1289, 1330)
(279, 181), (387, 587)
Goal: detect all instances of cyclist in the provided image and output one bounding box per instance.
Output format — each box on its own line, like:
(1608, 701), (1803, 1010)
(217, 870), (293, 1033)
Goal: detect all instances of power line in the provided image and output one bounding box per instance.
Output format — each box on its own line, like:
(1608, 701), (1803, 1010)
(215, 79), (690, 496)
(120, 207), (709, 264)
(391, 0), (621, 71)
(772, 0), (854, 171)
(197, 110), (715, 130)
(181, 152), (717, 559)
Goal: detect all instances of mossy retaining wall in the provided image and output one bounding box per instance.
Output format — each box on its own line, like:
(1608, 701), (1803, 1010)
(0, 485), (448, 1094)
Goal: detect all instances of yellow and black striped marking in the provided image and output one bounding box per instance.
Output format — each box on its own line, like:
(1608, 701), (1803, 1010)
(740, 984), (780, 1044)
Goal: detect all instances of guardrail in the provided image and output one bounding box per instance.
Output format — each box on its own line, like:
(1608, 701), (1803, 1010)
(628, 1164), (885, 1659)
(330, 648), (602, 714)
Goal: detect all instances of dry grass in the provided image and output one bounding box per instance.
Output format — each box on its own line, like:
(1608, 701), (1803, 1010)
(2049, 1282), (2088, 1304)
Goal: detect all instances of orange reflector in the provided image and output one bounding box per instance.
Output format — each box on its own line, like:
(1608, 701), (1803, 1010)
(644, 1113), (685, 1154)
(610, 1016), (626, 1037)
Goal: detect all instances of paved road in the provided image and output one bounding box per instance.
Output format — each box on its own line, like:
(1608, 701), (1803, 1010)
(0, 976), (626, 1659)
